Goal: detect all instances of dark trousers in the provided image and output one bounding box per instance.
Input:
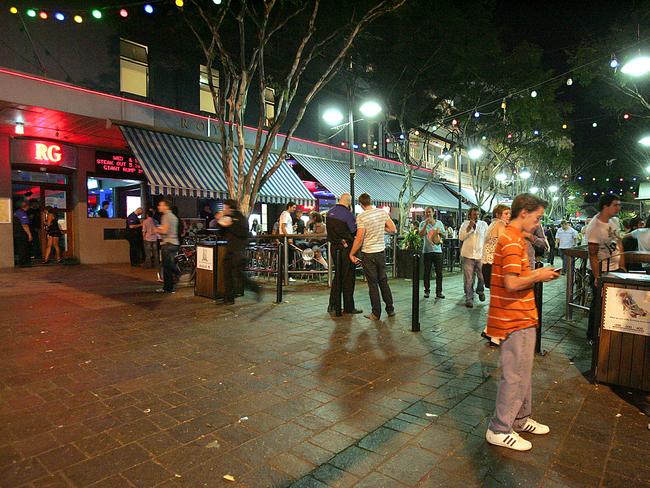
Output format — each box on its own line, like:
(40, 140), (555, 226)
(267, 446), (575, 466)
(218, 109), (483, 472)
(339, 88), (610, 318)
(224, 247), (259, 301)
(14, 232), (31, 266)
(329, 245), (356, 312)
(128, 234), (143, 265)
(547, 246), (555, 265)
(161, 244), (179, 292)
(361, 251), (394, 319)
(423, 251), (443, 295)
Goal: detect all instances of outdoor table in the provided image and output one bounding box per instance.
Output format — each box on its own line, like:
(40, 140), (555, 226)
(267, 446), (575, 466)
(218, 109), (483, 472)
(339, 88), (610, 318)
(595, 270), (650, 390)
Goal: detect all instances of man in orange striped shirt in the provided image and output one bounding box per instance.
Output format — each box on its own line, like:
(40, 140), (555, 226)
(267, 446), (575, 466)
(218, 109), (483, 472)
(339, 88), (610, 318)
(485, 194), (560, 451)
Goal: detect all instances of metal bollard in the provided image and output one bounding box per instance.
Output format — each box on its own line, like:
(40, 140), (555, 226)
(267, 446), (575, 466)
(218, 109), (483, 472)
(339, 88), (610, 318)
(335, 248), (343, 317)
(534, 261), (543, 354)
(412, 253), (420, 332)
(275, 243), (283, 304)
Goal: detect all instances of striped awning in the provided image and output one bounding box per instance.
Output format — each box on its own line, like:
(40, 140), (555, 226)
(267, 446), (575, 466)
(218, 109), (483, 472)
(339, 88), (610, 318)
(292, 154), (397, 206)
(120, 126), (314, 205)
(374, 171), (463, 209)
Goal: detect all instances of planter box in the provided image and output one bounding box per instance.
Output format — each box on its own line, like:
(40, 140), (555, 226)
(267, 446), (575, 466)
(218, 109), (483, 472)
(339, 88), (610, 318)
(395, 248), (425, 279)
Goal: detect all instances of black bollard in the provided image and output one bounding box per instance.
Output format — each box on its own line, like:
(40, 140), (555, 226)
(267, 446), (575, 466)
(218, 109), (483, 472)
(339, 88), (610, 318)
(335, 248), (343, 317)
(275, 243), (283, 304)
(412, 253), (420, 332)
(534, 261), (543, 354)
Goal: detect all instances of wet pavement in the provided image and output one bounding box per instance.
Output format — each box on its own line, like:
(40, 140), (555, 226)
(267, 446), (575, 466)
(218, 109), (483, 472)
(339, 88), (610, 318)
(0, 264), (648, 488)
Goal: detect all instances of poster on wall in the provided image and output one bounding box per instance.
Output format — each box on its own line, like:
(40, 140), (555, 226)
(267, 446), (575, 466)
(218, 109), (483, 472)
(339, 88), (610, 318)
(196, 246), (214, 271)
(603, 286), (650, 336)
(0, 198), (11, 224)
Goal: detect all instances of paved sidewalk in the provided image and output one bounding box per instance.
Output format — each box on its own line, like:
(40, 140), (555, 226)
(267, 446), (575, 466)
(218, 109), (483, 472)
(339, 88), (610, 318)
(0, 265), (648, 488)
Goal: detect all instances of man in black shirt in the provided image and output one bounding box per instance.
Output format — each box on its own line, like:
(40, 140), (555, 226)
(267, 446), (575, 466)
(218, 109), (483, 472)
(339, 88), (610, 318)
(326, 193), (361, 314)
(218, 199), (261, 304)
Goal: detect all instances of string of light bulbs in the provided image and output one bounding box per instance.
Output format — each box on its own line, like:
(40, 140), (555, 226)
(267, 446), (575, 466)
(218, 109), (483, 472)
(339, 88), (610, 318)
(8, 1), (223, 23)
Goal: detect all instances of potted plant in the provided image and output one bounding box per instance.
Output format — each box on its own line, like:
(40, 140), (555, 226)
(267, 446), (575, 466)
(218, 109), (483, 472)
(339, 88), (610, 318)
(395, 228), (424, 278)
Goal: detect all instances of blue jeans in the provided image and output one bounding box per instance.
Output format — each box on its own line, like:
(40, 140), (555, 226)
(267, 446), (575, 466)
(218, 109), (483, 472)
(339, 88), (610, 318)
(462, 257), (484, 303)
(161, 244), (179, 292)
(560, 249), (569, 273)
(489, 327), (536, 433)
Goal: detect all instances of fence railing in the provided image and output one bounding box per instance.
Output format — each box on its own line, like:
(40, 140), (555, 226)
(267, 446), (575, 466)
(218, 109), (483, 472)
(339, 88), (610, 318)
(564, 248), (650, 321)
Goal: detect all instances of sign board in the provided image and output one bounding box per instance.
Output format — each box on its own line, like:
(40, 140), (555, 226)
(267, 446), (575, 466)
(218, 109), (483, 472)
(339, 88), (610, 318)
(603, 285), (650, 336)
(0, 198), (11, 224)
(95, 151), (145, 178)
(196, 245), (214, 271)
(11, 139), (77, 169)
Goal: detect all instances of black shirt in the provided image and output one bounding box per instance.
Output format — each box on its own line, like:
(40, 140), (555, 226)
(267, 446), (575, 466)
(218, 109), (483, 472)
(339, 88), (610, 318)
(222, 210), (249, 249)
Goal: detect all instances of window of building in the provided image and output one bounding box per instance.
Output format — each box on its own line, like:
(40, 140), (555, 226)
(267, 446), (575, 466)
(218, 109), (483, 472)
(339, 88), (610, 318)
(120, 39), (148, 97)
(199, 64), (219, 114)
(264, 87), (276, 126)
(87, 176), (142, 218)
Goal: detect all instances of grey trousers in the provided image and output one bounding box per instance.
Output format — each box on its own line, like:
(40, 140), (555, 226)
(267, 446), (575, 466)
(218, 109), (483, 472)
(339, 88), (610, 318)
(489, 327), (536, 434)
(462, 257), (484, 303)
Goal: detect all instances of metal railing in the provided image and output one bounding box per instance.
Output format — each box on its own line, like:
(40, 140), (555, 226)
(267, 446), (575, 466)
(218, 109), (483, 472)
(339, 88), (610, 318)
(564, 248), (650, 321)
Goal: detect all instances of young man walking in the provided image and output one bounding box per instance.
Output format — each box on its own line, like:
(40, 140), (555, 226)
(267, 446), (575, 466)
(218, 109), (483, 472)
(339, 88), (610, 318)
(349, 193), (397, 320)
(218, 199), (261, 304)
(485, 193), (560, 451)
(459, 207), (488, 307)
(585, 194), (624, 341)
(155, 199), (179, 294)
(326, 193), (361, 314)
(419, 207), (446, 298)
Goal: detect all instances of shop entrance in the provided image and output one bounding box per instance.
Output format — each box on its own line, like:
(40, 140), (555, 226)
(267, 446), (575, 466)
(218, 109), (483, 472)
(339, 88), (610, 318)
(11, 169), (74, 263)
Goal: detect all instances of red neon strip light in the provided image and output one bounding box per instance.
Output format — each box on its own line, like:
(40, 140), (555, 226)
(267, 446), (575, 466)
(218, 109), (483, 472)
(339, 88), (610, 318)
(0, 67), (425, 171)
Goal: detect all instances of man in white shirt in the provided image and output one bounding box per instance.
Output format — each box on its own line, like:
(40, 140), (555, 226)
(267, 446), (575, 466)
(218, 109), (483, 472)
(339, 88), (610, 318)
(555, 220), (579, 274)
(279, 202), (296, 236)
(585, 195), (624, 341)
(350, 193), (397, 320)
(459, 207), (489, 308)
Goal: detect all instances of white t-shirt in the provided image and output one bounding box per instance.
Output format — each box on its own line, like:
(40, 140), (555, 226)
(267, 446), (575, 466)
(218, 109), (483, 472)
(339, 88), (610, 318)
(631, 228), (650, 268)
(555, 227), (578, 249)
(356, 208), (389, 253)
(585, 215), (622, 272)
(279, 210), (293, 235)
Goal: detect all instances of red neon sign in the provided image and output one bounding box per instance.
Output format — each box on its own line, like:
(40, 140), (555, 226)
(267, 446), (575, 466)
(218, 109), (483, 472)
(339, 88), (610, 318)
(34, 143), (62, 163)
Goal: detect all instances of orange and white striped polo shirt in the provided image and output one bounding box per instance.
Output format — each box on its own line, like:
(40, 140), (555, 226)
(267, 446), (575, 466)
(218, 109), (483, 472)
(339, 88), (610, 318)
(486, 225), (538, 340)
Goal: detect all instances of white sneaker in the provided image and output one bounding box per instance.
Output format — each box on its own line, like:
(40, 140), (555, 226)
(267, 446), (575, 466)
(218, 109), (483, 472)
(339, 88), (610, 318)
(485, 429), (532, 451)
(518, 418), (550, 435)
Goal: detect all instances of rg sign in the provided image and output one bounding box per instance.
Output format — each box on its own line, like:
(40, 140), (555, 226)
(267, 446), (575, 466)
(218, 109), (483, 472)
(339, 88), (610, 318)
(34, 143), (62, 163)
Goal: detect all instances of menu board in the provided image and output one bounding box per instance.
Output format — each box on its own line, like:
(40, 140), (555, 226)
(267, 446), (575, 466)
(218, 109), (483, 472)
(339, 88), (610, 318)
(95, 151), (145, 178)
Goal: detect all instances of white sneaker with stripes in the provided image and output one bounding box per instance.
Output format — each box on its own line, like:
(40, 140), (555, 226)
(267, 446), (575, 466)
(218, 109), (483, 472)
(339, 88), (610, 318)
(518, 418), (550, 435)
(485, 430), (532, 451)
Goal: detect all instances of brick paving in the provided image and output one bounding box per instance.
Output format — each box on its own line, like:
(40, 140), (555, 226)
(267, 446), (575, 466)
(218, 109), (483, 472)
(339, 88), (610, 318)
(0, 264), (648, 488)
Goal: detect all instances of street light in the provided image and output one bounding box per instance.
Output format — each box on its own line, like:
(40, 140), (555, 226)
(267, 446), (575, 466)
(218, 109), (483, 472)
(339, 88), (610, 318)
(322, 108), (344, 127)
(359, 101), (382, 118)
(621, 55), (650, 76)
(638, 135), (650, 147)
(322, 98), (382, 207)
(468, 147), (483, 160)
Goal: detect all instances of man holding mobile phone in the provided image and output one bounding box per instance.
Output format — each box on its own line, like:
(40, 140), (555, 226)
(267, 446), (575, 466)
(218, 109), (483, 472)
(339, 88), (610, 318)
(485, 193), (560, 452)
